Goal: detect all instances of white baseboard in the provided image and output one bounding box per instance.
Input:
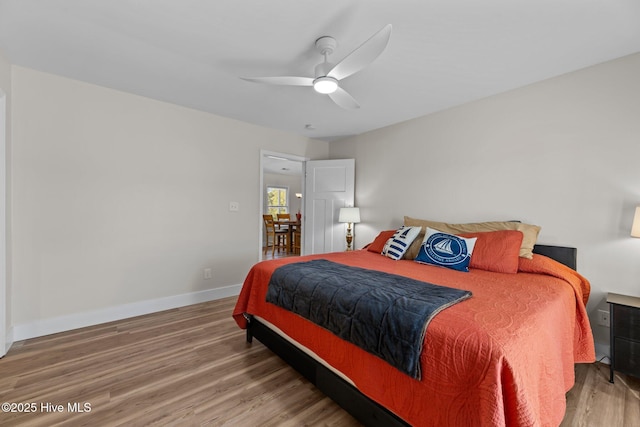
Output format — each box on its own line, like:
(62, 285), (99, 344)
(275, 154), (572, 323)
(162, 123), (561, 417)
(13, 284), (242, 342)
(595, 342), (611, 365)
(6, 325), (13, 348)
(1, 326), (13, 358)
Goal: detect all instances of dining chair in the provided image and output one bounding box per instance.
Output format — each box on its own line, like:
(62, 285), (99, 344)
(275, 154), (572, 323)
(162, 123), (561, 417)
(276, 213), (291, 247)
(293, 227), (301, 255)
(263, 215), (287, 255)
(276, 213), (291, 228)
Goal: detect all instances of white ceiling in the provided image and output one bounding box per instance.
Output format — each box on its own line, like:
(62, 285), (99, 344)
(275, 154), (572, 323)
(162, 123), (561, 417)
(1, 0), (639, 142)
(263, 155), (303, 177)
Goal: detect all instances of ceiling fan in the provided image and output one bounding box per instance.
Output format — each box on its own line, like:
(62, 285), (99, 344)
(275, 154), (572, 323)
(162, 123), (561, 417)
(241, 24), (392, 110)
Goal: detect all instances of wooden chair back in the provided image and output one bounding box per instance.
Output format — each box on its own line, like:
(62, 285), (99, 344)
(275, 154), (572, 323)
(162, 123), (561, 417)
(263, 214), (276, 232)
(276, 213), (291, 230)
(263, 214), (287, 255)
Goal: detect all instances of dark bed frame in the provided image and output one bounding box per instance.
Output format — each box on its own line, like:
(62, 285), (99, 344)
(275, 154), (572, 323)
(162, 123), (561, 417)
(245, 244), (577, 427)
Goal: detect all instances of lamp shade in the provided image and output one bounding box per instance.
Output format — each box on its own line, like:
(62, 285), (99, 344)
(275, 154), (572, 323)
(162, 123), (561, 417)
(632, 206), (640, 238)
(339, 207), (360, 224)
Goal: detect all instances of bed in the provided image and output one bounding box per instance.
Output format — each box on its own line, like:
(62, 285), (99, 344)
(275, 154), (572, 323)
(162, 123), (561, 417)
(232, 221), (595, 427)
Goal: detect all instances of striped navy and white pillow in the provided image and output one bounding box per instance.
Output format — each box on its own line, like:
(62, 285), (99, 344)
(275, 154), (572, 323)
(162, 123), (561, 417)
(382, 226), (422, 260)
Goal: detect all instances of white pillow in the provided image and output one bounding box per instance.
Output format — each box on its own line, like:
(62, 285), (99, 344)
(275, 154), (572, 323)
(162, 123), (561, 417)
(382, 226), (421, 260)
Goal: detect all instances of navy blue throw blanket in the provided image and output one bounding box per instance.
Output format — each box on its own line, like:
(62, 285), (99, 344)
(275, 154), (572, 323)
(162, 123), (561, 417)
(265, 259), (472, 379)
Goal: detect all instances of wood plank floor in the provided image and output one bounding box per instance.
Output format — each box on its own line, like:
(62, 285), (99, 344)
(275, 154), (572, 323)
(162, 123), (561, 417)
(1, 297), (638, 426)
(262, 247), (300, 261)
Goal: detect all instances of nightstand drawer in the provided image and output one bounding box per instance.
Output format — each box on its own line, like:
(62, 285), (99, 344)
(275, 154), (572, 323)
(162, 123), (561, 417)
(613, 337), (640, 377)
(608, 293), (640, 382)
(612, 304), (640, 341)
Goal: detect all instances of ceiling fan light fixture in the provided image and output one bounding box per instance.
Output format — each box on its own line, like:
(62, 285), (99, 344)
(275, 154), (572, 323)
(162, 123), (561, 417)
(313, 76), (338, 94)
(243, 24), (391, 109)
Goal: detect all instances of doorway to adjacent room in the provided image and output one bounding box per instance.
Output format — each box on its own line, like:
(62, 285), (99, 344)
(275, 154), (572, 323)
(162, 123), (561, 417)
(260, 151), (305, 261)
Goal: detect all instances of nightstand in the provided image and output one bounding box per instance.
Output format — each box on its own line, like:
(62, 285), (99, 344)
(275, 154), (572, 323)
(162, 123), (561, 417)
(607, 292), (640, 383)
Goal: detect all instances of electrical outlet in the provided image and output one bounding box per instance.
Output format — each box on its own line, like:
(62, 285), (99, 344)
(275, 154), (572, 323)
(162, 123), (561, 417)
(597, 309), (610, 327)
(229, 201), (239, 212)
(203, 268), (212, 279)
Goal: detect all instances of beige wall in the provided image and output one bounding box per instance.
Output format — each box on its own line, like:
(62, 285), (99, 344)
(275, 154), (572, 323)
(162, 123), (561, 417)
(11, 66), (328, 328)
(330, 53), (640, 355)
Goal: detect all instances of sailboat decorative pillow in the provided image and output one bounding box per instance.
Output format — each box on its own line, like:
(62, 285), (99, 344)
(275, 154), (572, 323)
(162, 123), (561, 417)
(415, 228), (477, 272)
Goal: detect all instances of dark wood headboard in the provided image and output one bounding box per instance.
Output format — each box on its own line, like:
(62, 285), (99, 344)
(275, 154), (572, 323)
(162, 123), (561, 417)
(532, 244), (577, 270)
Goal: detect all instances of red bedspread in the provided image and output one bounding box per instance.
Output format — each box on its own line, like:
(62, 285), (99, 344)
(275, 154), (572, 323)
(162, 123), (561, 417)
(233, 250), (595, 427)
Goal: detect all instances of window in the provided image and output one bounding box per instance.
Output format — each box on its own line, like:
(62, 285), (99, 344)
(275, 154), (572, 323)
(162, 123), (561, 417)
(266, 186), (289, 217)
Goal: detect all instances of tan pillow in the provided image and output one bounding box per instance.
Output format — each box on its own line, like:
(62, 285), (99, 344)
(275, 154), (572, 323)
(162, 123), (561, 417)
(403, 216), (541, 260)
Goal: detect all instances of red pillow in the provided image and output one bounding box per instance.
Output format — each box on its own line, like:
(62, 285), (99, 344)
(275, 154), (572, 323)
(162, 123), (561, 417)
(459, 230), (524, 274)
(366, 230), (397, 254)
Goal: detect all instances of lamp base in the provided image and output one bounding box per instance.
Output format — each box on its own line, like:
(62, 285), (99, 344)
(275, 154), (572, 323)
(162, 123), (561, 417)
(345, 224), (353, 251)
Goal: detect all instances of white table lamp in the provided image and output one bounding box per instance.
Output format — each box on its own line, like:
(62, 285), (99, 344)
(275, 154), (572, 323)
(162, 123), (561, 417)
(339, 207), (361, 251)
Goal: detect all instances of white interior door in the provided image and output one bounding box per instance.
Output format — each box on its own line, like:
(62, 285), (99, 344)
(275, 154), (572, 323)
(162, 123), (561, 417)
(304, 159), (355, 254)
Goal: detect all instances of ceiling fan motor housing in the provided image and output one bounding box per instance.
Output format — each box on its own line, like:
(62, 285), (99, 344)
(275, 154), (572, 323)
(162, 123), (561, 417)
(315, 36), (337, 55)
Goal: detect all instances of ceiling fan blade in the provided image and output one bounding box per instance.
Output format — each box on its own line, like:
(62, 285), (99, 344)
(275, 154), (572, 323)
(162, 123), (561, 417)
(241, 76), (314, 86)
(327, 24), (392, 81)
(328, 87), (360, 110)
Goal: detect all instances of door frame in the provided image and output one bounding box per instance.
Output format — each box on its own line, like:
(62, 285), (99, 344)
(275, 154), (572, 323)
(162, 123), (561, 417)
(0, 90), (7, 357)
(259, 150), (307, 259)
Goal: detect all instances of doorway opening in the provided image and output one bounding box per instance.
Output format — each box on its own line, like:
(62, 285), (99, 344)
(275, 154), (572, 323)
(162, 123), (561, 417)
(259, 150), (305, 261)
